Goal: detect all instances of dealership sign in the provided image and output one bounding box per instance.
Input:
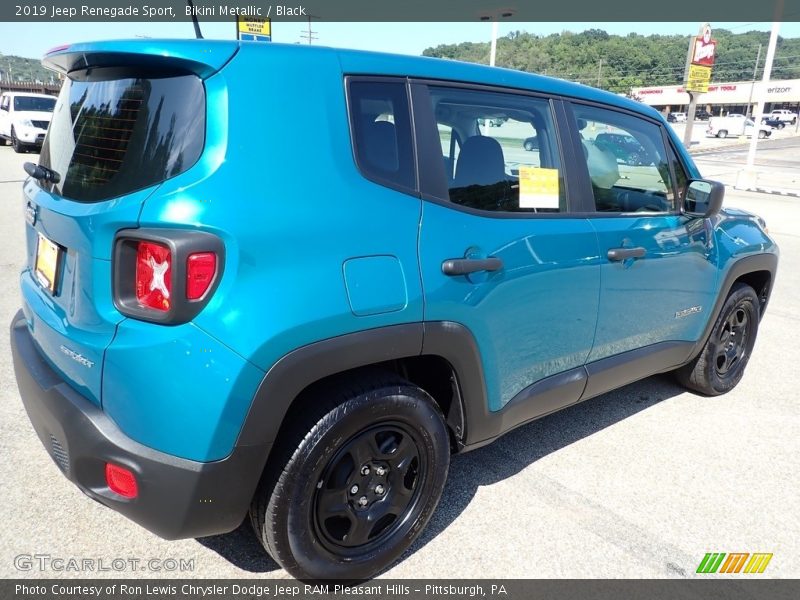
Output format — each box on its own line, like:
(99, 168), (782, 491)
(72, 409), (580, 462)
(686, 23), (716, 93)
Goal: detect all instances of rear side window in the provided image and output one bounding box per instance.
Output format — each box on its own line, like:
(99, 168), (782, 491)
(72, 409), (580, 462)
(347, 79), (416, 193)
(38, 70), (205, 203)
(427, 86), (566, 213)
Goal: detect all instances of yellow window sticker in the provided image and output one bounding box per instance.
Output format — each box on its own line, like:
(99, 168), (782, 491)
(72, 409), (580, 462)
(519, 166), (559, 209)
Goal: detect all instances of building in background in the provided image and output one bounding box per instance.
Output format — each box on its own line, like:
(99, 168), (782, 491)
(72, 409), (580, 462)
(631, 79), (799, 117)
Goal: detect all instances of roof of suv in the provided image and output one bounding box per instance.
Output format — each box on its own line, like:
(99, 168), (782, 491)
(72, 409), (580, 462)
(43, 39), (662, 122)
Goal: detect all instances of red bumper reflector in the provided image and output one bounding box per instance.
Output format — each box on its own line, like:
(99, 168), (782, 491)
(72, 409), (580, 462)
(186, 252), (217, 300)
(105, 463), (138, 498)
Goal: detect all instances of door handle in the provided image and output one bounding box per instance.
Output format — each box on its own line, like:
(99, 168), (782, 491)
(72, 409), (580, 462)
(441, 257), (503, 276)
(607, 247), (646, 261)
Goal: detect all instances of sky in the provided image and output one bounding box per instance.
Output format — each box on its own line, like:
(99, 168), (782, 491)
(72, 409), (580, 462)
(1, 21), (800, 59)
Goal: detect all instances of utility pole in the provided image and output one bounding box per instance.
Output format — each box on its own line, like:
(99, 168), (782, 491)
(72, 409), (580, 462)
(682, 31), (698, 149)
(300, 15), (319, 44)
(736, 0), (783, 190)
(746, 44), (762, 118)
(489, 21), (498, 66)
(746, 22), (780, 167)
(596, 58), (603, 88)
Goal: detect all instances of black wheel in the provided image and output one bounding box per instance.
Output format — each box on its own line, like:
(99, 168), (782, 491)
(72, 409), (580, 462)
(778, 123), (785, 130)
(523, 140), (534, 151)
(11, 127), (24, 153)
(676, 283), (760, 396)
(716, 130), (728, 139)
(250, 372), (450, 581)
(757, 130), (767, 139)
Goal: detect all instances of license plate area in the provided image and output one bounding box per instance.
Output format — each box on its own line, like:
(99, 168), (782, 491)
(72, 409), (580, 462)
(35, 233), (63, 294)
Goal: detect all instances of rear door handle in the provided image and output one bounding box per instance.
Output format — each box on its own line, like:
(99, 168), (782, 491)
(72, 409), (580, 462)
(607, 247), (646, 261)
(441, 257), (503, 276)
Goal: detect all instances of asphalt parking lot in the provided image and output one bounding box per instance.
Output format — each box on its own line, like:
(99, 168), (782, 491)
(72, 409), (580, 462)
(0, 144), (798, 580)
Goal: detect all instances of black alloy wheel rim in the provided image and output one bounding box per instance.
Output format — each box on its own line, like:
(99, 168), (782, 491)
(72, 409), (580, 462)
(313, 422), (426, 554)
(715, 302), (751, 377)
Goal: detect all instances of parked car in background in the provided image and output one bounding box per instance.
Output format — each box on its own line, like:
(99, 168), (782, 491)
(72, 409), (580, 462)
(695, 109), (712, 121)
(762, 109), (797, 125)
(707, 114), (771, 139)
(522, 135), (539, 151)
(0, 92), (56, 153)
(762, 116), (786, 130)
(670, 112), (687, 122)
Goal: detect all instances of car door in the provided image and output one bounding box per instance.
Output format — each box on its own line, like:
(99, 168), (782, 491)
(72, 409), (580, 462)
(567, 101), (718, 366)
(414, 83), (601, 414)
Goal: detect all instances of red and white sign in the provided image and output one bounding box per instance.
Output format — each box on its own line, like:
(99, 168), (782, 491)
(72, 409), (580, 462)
(692, 24), (716, 67)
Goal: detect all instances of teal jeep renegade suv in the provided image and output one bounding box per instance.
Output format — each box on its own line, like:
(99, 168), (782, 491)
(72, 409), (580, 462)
(11, 39), (777, 580)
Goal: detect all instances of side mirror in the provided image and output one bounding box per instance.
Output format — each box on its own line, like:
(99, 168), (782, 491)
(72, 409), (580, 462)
(683, 179), (724, 217)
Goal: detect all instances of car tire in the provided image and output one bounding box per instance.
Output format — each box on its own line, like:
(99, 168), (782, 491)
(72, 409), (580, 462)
(11, 127), (24, 153)
(249, 371), (450, 581)
(523, 140), (534, 151)
(757, 130), (767, 139)
(716, 130), (728, 139)
(676, 283), (760, 396)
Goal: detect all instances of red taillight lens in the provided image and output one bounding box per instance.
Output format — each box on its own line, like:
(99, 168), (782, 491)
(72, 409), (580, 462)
(105, 463), (138, 499)
(135, 241), (172, 312)
(186, 252), (217, 300)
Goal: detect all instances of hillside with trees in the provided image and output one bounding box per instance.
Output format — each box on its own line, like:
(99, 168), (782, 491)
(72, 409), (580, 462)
(423, 29), (800, 93)
(0, 53), (56, 84)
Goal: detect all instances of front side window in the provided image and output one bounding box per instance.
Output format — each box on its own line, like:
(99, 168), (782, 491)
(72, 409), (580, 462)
(427, 86), (565, 213)
(348, 80), (416, 192)
(572, 104), (676, 213)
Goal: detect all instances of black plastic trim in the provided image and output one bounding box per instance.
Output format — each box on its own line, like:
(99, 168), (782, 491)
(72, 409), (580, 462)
(409, 82), (450, 203)
(113, 228), (225, 325)
(688, 252), (778, 359)
(10, 311), (267, 540)
(582, 341), (693, 401)
(237, 324), (425, 447)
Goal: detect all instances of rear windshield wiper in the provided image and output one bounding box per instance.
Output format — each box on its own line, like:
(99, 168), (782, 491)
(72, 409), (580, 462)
(24, 162), (61, 184)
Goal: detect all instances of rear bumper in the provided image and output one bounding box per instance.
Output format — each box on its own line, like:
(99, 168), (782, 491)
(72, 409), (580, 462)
(10, 310), (269, 540)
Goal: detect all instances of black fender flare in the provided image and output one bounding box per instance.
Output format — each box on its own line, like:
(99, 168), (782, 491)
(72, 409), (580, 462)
(235, 321), (492, 452)
(236, 323), (425, 447)
(689, 251), (778, 359)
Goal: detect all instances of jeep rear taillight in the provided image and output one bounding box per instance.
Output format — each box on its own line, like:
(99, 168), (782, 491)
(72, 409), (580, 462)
(114, 230), (224, 324)
(135, 241), (172, 312)
(186, 252), (217, 300)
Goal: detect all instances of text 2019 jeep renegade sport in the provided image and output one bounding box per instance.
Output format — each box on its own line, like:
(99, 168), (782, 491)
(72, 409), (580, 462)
(10, 40), (778, 581)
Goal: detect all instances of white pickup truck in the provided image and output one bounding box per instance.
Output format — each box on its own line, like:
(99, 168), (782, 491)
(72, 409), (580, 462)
(706, 114), (772, 139)
(762, 109), (798, 125)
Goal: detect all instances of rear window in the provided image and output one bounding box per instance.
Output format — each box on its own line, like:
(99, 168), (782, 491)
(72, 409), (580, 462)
(14, 96), (56, 112)
(38, 70), (205, 203)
